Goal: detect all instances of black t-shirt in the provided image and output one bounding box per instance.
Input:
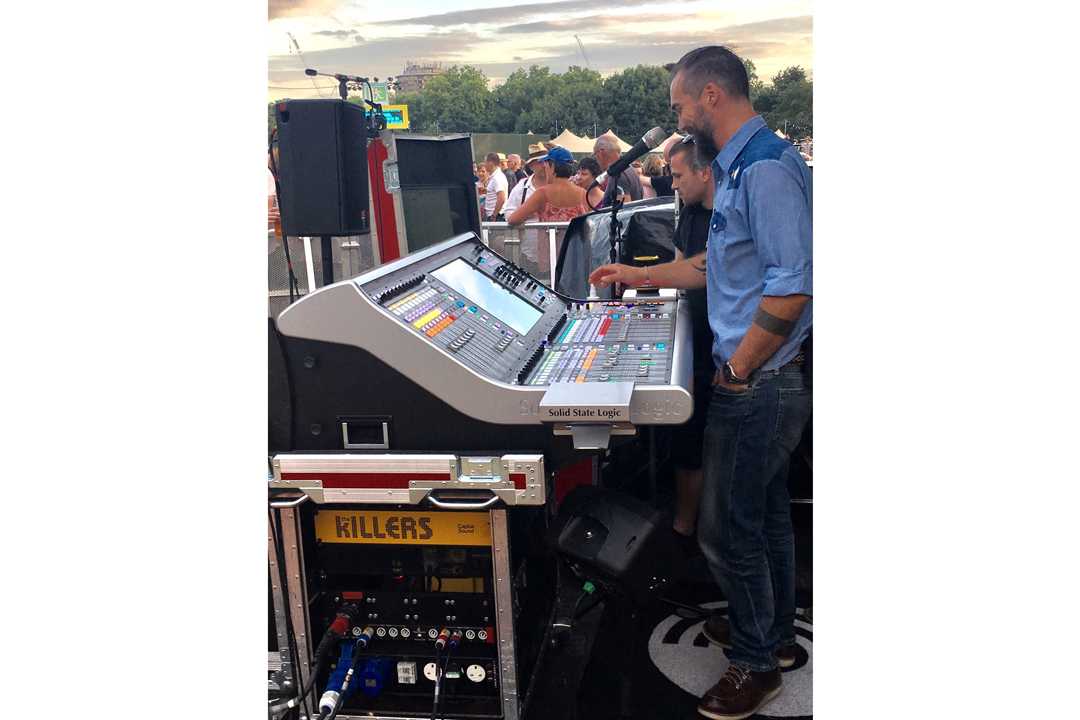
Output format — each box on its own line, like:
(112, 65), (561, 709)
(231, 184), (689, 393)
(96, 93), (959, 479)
(672, 203), (714, 377)
(651, 174), (675, 198)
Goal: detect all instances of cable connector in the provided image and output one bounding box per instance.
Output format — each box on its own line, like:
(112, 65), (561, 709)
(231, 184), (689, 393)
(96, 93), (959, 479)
(434, 627), (450, 650)
(355, 626), (374, 649)
(448, 629), (463, 650)
(318, 642), (355, 714)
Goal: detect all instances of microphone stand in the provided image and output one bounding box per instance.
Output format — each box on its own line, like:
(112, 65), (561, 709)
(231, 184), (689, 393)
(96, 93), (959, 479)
(607, 191), (625, 299)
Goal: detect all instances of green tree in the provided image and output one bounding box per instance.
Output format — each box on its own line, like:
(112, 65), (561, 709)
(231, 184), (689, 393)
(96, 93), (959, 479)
(404, 65), (494, 134)
(491, 66), (562, 133)
(519, 65), (607, 137)
(743, 59), (765, 105)
(754, 66), (813, 140)
(601, 65), (675, 140)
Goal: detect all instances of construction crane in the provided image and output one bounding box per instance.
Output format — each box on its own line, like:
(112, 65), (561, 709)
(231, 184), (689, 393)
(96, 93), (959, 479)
(575, 36), (597, 136)
(574, 35), (592, 70)
(287, 32), (327, 98)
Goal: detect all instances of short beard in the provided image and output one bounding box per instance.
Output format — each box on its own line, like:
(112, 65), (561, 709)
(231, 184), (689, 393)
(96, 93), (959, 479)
(694, 117), (719, 159)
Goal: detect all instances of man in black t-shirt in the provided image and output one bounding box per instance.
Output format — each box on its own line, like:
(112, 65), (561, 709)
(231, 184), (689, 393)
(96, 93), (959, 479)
(585, 137), (713, 549)
(665, 136), (715, 548)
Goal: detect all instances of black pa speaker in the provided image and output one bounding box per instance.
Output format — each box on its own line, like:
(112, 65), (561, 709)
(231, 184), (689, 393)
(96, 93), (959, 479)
(274, 99), (370, 237)
(551, 486), (679, 603)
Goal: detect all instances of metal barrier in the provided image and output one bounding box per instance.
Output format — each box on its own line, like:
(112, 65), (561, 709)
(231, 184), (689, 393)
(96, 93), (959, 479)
(480, 221), (570, 289)
(268, 223), (565, 318)
(268, 232), (379, 318)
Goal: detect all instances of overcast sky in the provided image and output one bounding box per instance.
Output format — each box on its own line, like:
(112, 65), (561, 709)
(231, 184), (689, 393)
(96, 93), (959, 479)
(268, 0), (812, 101)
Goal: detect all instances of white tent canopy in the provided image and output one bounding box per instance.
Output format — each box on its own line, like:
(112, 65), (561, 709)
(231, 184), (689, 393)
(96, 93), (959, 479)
(549, 129), (594, 153)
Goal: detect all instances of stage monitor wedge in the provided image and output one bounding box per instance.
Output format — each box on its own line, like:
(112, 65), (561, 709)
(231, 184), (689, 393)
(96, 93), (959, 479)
(275, 99), (370, 237)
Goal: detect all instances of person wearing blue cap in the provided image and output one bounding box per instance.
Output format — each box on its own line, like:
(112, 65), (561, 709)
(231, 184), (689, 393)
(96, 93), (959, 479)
(506, 145), (590, 225)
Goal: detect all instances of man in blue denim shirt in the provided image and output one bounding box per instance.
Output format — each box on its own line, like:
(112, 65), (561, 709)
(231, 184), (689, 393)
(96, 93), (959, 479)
(589, 46), (811, 720)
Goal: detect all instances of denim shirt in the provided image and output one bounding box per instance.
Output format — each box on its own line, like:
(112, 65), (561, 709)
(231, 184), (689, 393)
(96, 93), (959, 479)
(707, 115), (813, 372)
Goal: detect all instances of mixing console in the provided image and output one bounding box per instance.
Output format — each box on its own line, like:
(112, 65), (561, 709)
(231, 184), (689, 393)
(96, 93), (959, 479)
(275, 233), (694, 438)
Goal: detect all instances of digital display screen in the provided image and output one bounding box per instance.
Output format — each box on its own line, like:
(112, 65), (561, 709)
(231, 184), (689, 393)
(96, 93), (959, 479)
(431, 258), (542, 335)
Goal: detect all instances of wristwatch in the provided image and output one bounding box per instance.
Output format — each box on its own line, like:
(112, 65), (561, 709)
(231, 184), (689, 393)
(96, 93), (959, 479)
(722, 360), (752, 386)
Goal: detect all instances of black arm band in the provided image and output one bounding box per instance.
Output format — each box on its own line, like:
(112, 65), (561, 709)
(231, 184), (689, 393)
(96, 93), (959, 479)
(753, 307), (796, 337)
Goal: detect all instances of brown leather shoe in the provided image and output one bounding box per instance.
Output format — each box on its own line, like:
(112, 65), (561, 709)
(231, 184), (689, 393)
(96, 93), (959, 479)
(697, 664), (782, 720)
(702, 614), (796, 669)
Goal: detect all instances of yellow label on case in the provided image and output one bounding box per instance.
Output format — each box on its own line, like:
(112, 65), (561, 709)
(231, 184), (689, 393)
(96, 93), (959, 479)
(315, 510), (492, 546)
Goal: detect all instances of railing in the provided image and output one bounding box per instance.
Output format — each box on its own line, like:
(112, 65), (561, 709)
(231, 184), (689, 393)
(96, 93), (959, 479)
(268, 222), (570, 318)
(479, 221), (571, 289)
(268, 232), (378, 318)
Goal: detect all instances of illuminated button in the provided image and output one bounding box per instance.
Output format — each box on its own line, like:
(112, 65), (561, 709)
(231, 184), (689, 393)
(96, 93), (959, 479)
(656, 343), (666, 349)
(469, 306), (478, 313)
(456, 301), (465, 308)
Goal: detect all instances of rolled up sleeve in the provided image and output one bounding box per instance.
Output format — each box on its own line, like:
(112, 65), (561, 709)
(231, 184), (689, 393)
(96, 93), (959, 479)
(746, 159), (812, 297)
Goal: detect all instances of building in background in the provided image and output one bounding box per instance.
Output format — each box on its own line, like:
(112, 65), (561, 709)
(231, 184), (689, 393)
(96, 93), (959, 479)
(396, 60), (446, 94)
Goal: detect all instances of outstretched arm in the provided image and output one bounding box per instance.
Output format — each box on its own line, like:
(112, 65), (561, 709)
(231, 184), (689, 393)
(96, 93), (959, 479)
(508, 186), (547, 225)
(588, 251), (707, 290)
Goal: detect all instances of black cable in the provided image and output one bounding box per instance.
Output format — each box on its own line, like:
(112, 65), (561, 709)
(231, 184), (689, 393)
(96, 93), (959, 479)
(268, 128), (301, 303)
(268, 507), (315, 720)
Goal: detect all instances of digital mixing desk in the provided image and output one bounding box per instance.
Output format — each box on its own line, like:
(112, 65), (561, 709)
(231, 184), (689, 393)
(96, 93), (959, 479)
(274, 233), (692, 452)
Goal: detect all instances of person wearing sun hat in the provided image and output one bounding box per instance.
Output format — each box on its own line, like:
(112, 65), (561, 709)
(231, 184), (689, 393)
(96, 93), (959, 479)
(507, 145), (589, 225)
(503, 145), (550, 221)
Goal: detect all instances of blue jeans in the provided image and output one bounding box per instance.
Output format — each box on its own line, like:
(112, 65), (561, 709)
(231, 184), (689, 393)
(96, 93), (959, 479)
(698, 363), (811, 671)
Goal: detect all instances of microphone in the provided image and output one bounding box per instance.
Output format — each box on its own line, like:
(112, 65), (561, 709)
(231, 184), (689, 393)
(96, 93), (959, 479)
(595, 127), (667, 186)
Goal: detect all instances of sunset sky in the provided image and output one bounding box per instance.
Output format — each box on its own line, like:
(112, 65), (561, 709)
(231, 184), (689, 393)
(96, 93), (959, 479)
(268, 0), (812, 101)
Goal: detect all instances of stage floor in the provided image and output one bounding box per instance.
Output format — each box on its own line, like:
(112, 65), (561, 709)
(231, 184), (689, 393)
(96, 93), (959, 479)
(576, 503), (812, 720)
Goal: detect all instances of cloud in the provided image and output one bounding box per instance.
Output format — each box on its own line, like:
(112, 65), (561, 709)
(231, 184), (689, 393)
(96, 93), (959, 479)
(500, 13), (677, 34)
(267, 10), (812, 99)
(470, 16), (812, 81)
(269, 0), (344, 21)
(313, 29), (354, 39)
(373, 0), (660, 28)
(269, 31), (489, 90)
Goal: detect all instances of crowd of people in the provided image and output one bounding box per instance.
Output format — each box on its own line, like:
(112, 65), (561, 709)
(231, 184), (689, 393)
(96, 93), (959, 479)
(472, 132), (688, 224)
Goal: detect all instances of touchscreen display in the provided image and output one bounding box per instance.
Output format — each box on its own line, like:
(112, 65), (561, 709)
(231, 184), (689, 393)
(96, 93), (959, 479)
(431, 258), (542, 335)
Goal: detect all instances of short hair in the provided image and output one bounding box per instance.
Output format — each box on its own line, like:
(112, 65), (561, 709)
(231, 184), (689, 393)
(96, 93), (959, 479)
(672, 46), (749, 100)
(551, 160), (576, 178)
(641, 154), (664, 177)
(668, 136), (710, 172)
(485, 152), (500, 164)
(578, 156), (601, 177)
(593, 136), (620, 154)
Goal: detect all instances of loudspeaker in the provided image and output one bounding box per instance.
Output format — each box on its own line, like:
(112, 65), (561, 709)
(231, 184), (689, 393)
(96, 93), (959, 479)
(274, 99), (370, 237)
(551, 486), (679, 603)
